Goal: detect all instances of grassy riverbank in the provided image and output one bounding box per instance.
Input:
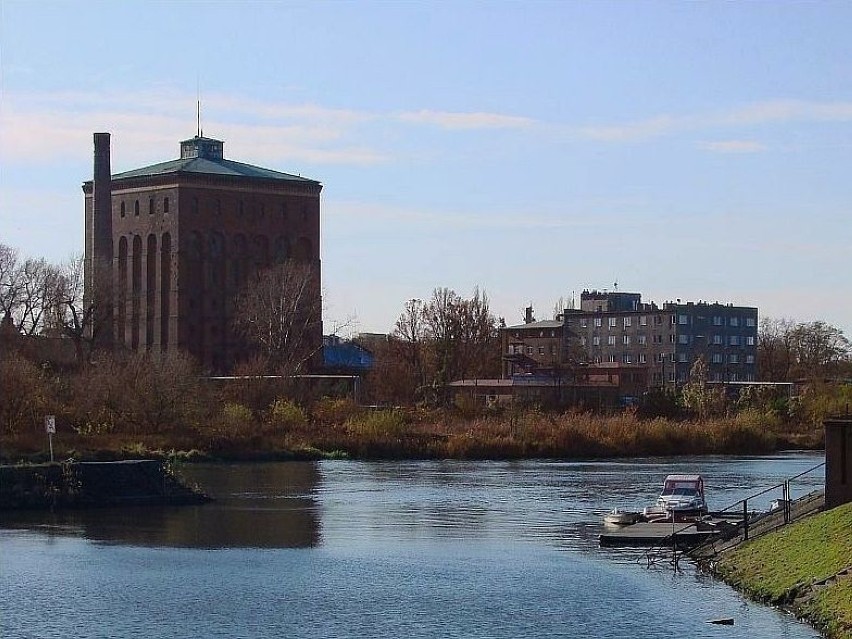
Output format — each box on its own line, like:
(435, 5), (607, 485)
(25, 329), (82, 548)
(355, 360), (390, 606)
(0, 404), (824, 463)
(714, 502), (852, 639)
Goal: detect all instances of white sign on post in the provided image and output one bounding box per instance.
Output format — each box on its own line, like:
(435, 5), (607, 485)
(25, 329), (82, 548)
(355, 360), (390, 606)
(45, 415), (56, 462)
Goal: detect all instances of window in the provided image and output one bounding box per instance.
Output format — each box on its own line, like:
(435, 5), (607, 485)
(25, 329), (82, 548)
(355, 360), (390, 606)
(669, 334), (676, 343)
(746, 317), (756, 327)
(149, 197), (154, 215)
(656, 353), (665, 363)
(730, 317), (740, 327)
(622, 354), (632, 364)
(120, 201), (126, 217)
(729, 335), (739, 346)
(623, 317), (632, 328)
(669, 353), (676, 363)
(678, 353), (688, 363)
(712, 372), (723, 382)
(640, 316), (647, 326)
(678, 334), (689, 344)
(746, 355), (755, 364)
(728, 354), (739, 364)
(671, 315), (677, 325)
(668, 372), (676, 382)
(593, 336), (600, 346)
(654, 315), (663, 326)
(164, 197), (170, 213)
(639, 354), (647, 364)
(678, 314), (688, 325)
(538, 346), (544, 355)
(713, 334), (722, 345)
(580, 318), (588, 328)
(580, 337), (587, 347)
(526, 346), (533, 355)
(713, 316), (722, 326)
(607, 354), (616, 363)
(746, 336), (755, 346)
(594, 317), (602, 328)
(653, 334), (663, 344)
(623, 335), (630, 345)
(608, 317), (617, 328)
(638, 335), (646, 345)
(712, 353), (723, 364)
(550, 345), (556, 355)
(594, 355), (602, 364)
(134, 200), (140, 216)
(607, 335), (616, 346)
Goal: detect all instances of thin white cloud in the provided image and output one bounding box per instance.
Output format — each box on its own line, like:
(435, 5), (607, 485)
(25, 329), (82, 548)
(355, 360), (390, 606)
(580, 99), (852, 143)
(0, 89), (539, 168)
(397, 110), (536, 130)
(0, 90), (388, 167)
(697, 140), (767, 154)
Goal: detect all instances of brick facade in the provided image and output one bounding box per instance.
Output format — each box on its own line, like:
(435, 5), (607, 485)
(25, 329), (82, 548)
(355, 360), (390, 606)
(83, 135), (322, 372)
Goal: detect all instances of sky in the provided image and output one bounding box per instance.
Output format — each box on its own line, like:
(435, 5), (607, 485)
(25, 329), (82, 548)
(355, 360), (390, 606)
(1, 1), (851, 337)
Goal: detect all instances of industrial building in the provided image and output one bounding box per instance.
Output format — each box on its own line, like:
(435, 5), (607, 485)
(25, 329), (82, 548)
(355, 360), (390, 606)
(83, 132), (322, 372)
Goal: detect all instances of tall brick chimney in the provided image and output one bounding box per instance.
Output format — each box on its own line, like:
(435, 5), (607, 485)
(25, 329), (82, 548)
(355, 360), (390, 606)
(90, 132), (114, 347)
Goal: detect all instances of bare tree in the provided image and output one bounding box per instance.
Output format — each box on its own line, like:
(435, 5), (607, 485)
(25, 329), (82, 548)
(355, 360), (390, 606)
(392, 298), (428, 392)
(758, 317), (796, 381)
(759, 317), (851, 381)
(0, 244), (63, 337)
(789, 321), (851, 379)
(48, 253), (110, 364)
(423, 286), (499, 388)
(233, 260), (322, 376)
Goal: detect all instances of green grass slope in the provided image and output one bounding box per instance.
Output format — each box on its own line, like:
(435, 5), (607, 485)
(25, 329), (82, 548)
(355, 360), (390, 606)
(715, 501), (852, 638)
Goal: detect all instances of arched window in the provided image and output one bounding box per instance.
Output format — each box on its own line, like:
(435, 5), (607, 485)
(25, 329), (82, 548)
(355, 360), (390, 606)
(160, 233), (171, 350)
(273, 236), (290, 263)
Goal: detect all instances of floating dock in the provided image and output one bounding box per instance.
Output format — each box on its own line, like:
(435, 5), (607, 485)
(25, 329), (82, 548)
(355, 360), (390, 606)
(599, 514), (742, 548)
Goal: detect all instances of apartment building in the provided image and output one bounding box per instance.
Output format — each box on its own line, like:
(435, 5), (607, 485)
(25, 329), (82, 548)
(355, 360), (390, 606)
(501, 291), (758, 388)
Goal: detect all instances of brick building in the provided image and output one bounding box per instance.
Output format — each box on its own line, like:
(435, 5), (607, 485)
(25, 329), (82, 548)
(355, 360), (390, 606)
(83, 133), (322, 372)
(502, 290), (758, 390)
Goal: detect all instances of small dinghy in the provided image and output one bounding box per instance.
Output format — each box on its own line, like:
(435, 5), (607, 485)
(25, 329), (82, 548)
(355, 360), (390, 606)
(603, 508), (640, 526)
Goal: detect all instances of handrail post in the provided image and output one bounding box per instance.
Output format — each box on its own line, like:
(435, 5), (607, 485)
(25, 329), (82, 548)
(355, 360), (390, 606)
(784, 480), (791, 524)
(742, 499), (749, 541)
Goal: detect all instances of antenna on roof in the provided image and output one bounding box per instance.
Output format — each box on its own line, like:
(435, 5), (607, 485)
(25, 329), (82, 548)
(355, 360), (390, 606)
(614, 279), (618, 291)
(196, 75), (203, 138)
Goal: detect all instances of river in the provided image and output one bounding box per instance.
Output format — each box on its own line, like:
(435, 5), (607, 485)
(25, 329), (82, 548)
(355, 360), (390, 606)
(0, 452), (825, 638)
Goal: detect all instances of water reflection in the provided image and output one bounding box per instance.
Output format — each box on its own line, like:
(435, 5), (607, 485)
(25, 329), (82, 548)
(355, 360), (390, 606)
(0, 462), (322, 548)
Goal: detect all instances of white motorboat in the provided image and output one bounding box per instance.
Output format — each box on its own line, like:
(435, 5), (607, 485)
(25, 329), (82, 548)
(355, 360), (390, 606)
(656, 474), (708, 516)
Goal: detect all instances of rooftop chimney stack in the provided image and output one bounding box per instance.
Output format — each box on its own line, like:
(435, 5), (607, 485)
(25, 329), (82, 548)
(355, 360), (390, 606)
(89, 132), (114, 347)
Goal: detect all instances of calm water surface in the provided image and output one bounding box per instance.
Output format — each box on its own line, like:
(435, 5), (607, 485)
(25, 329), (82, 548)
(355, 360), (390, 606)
(1, 453), (825, 638)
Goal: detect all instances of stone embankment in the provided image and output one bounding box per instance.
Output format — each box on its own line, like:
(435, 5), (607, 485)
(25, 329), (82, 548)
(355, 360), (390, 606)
(0, 460), (208, 510)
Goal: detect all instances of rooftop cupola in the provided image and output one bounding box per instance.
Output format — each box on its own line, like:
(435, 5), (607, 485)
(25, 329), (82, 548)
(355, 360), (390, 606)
(180, 136), (224, 160)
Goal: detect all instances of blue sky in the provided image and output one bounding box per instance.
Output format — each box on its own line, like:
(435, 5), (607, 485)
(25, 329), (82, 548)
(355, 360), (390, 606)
(2, 1), (851, 336)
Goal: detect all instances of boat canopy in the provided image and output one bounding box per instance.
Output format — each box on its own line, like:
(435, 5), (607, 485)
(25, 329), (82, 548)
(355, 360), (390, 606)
(661, 474), (704, 495)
